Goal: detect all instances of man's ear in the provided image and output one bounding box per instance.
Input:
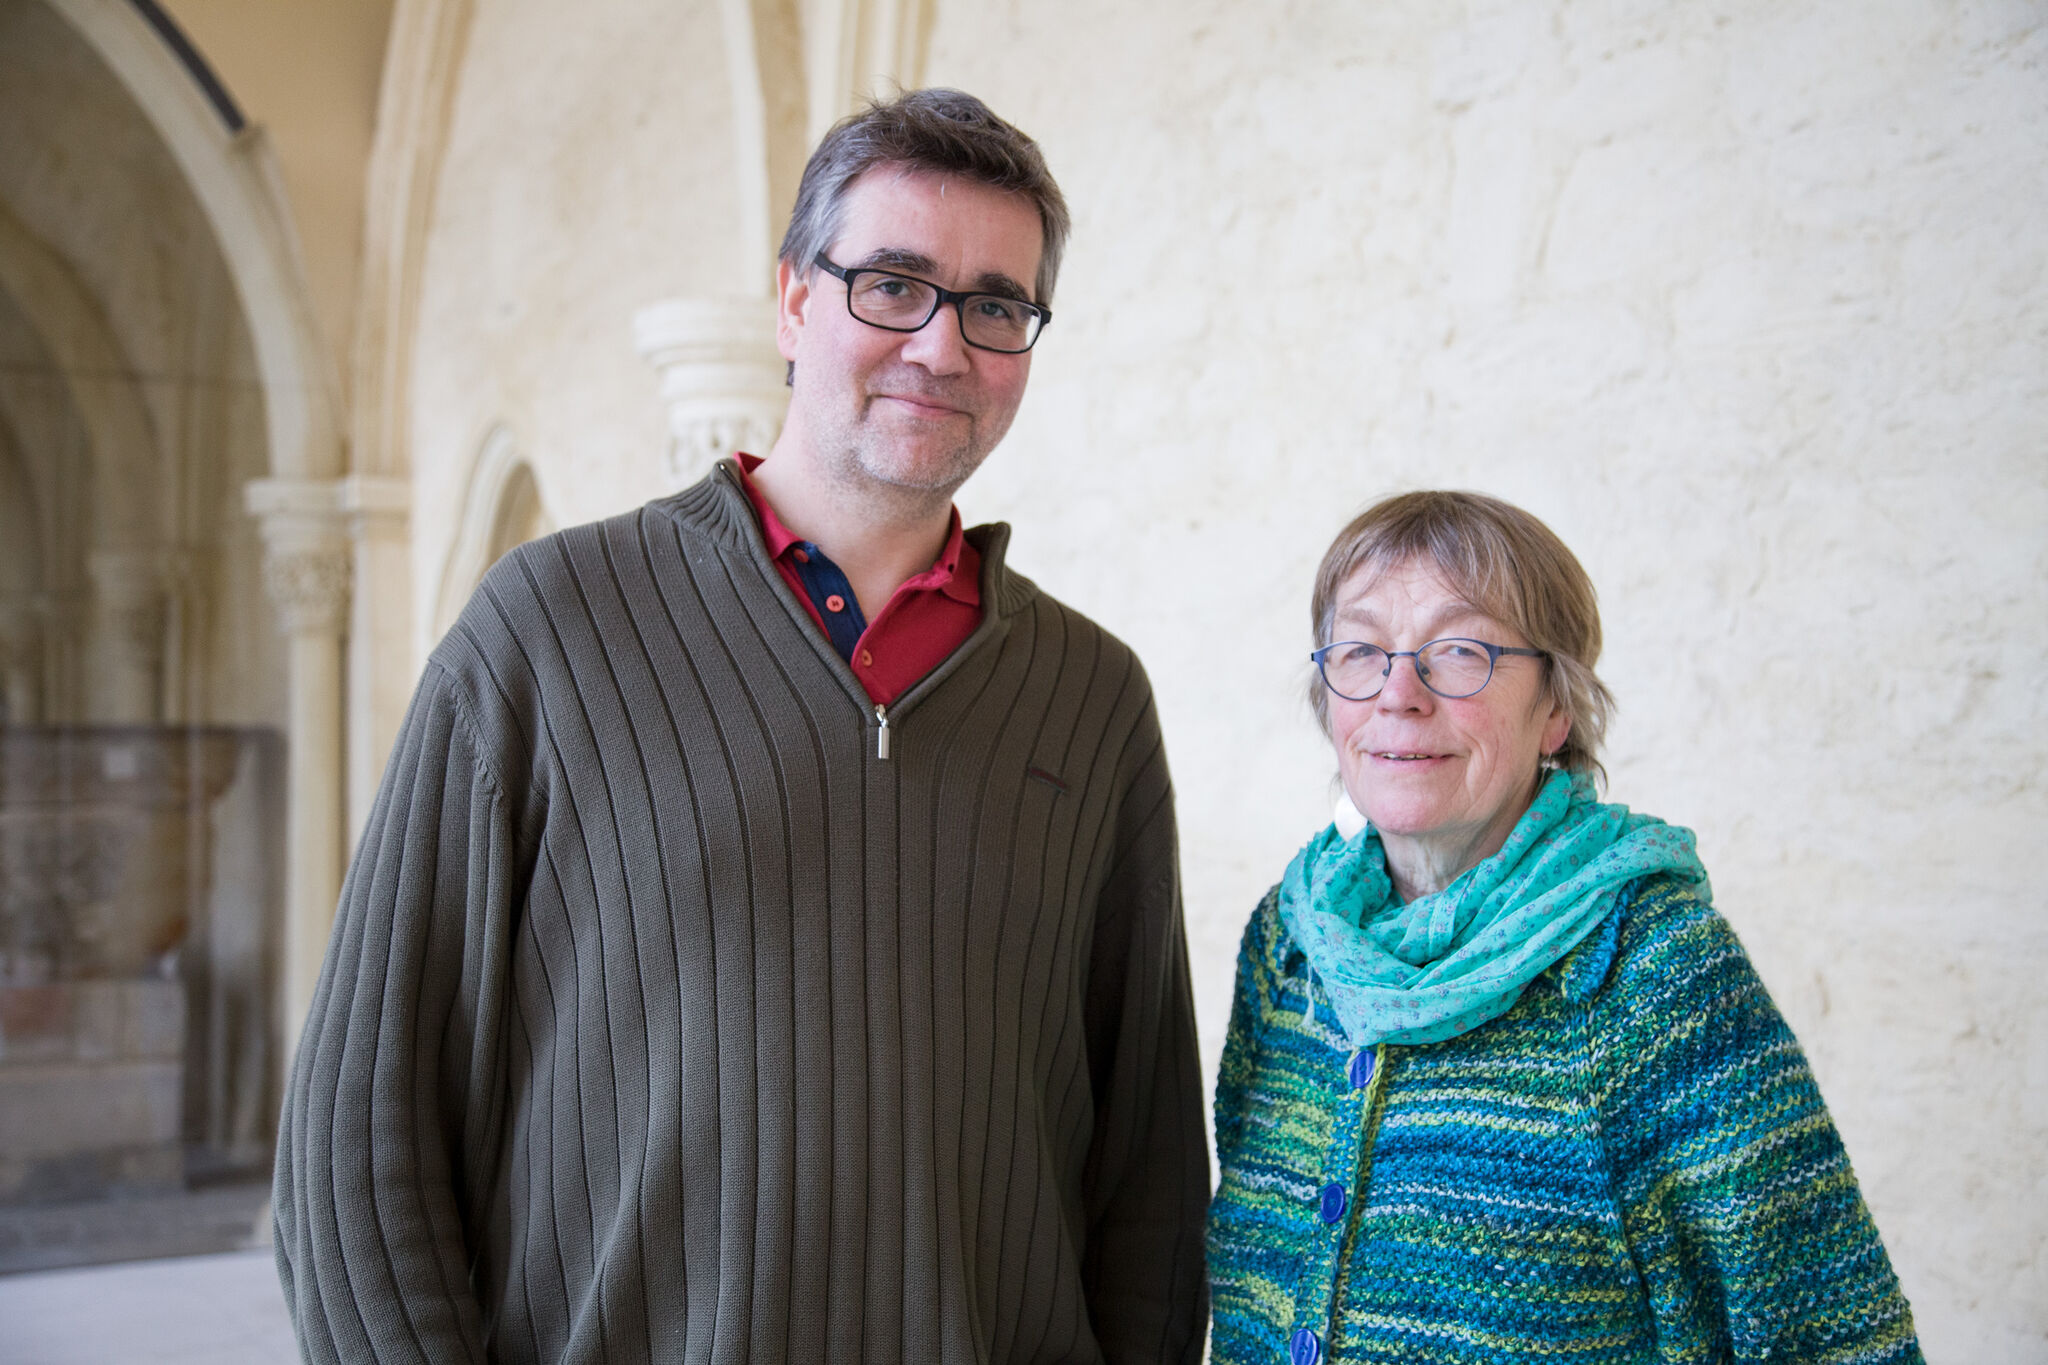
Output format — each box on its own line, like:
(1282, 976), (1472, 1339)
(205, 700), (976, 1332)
(775, 258), (809, 365)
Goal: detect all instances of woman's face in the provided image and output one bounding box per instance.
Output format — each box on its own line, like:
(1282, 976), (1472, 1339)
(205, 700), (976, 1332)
(1326, 556), (1571, 888)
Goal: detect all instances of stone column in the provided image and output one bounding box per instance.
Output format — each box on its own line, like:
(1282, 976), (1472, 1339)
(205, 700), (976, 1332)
(244, 478), (349, 1059)
(632, 297), (789, 490)
(87, 551), (170, 724)
(0, 597), (40, 724)
(339, 476), (411, 847)
(32, 592), (85, 725)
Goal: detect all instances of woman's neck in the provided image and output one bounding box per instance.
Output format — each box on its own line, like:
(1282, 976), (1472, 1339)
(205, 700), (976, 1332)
(1378, 778), (1543, 901)
(1381, 835), (1493, 902)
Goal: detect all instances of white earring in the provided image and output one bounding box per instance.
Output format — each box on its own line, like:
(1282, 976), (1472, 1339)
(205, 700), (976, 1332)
(1334, 788), (1367, 838)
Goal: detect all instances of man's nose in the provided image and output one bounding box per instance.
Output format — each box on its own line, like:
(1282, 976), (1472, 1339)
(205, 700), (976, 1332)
(901, 304), (973, 374)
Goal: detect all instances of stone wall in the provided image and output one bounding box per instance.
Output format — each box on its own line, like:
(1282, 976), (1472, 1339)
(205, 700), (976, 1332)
(407, 0), (746, 652)
(0, 0), (283, 732)
(0, 727), (280, 1214)
(399, 0), (2047, 1356)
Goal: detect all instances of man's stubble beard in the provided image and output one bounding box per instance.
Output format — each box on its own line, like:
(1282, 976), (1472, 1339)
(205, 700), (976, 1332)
(826, 390), (1012, 518)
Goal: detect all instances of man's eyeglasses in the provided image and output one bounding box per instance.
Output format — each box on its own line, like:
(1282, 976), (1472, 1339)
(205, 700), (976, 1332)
(813, 253), (1051, 354)
(1310, 638), (1547, 701)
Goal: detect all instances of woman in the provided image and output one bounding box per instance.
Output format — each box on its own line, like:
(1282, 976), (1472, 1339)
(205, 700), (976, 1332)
(1205, 492), (1921, 1365)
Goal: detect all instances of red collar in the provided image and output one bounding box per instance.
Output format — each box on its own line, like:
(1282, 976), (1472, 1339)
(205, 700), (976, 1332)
(734, 453), (978, 606)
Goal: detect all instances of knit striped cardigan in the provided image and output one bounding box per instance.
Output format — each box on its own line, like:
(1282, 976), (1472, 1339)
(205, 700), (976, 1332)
(1206, 873), (1922, 1364)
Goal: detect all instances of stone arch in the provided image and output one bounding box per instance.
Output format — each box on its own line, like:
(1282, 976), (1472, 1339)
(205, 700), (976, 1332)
(487, 463), (551, 569)
(45, 0), (347, 1040)
(0, 418), (41, 596)
(354, 0), (473, 481)
(0, 202), (162, 557)
(723, 0), (808, 292)
(48, 0), (340, 482)
(433, 425), (554, 641)
(338, 0), (476, 856)
(0, 413), (44, 722)
(718, 0), (933, 291)
(0, 277), (95, 724)
(802, 0), (934, 146)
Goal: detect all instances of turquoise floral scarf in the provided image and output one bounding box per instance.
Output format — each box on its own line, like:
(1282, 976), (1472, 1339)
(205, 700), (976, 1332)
(1277, 770), (1709, 1048)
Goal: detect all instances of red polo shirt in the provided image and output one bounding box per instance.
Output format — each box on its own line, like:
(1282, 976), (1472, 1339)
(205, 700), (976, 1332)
(735, 454), (983, 706)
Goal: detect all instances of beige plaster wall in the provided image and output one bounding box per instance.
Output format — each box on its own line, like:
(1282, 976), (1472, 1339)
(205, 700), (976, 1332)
(395, 0), (2046, 1356)
(924, 1), (2046, 1358)
(406, 0), (742, 647)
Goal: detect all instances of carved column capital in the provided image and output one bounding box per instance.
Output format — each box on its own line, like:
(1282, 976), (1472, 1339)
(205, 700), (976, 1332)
(632, 296), (790, 490)
(262, 547), (351, 635)
(245, 477), (353, 637)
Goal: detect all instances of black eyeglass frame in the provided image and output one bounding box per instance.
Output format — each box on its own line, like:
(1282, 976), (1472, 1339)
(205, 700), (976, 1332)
(812, 253), (1052, 354)
(1310, 637), (1547, 701)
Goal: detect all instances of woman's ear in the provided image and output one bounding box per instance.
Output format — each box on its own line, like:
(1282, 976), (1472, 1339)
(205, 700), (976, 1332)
(1540, 702), (1571, 764)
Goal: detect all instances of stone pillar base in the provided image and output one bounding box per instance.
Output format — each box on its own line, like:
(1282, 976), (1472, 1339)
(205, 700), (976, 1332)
(0, 980), (185, 1204)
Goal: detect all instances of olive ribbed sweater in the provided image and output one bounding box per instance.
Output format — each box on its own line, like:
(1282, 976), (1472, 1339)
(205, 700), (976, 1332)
(273, 463), (1211, 1364)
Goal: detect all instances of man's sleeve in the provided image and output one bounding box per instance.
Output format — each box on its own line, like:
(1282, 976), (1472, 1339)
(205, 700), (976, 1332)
(1079, 694), (1212, 1365)
(1590, 883), (1924, 1364)
(1210, 890), (1275, 1177)
(273, 664), (522, 1364)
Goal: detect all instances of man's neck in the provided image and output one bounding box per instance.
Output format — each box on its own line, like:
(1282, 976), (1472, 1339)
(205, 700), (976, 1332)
(748, 444), (958, 618)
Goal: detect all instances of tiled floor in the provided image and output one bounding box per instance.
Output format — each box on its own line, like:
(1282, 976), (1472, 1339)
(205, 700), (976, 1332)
(0, 1248), (296, 1364)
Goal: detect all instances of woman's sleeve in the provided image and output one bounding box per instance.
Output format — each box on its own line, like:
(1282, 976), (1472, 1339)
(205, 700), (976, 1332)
(1588, 881), (1924, 1363)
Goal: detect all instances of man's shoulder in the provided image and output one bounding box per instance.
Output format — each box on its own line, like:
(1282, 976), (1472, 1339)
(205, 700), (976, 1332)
(978, 537), (1145, 675)
(437, 511), (623, 648)
(441, 474), (756, 642)
(428, 496), (707, 685)
(1016, 577), (1157, 691)
(420, 493), (752, 779)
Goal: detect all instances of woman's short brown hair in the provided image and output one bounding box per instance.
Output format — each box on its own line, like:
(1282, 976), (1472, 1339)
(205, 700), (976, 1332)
(1308, 490), (1614, 780)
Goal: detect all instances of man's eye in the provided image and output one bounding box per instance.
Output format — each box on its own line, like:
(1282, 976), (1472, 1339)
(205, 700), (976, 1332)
(973, 297), (1026, 322)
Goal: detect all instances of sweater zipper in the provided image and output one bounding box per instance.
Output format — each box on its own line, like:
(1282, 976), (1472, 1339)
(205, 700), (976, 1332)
(874, 703), (890, 760)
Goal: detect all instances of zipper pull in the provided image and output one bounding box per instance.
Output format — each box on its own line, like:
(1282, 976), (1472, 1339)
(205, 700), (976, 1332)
(874, 703), (890, 760)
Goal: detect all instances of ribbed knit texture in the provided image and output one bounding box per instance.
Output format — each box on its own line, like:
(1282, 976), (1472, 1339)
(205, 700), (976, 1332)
(273, 464), (1211, 1364)
(1207, 874), (1922, 1365)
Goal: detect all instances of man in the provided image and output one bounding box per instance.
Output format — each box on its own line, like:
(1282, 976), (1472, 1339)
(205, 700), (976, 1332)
(274, 89), (1210, 1364)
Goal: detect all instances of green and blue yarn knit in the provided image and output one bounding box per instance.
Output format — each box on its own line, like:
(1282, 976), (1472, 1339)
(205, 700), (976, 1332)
(1206, 874), (1923, 1365)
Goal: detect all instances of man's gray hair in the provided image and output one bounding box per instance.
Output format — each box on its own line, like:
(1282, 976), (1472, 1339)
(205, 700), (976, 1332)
(779, 88), (1071, 306)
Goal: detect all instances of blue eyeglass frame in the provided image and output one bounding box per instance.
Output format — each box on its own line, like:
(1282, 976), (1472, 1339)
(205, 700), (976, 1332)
(1309, 637), (1547, 701)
